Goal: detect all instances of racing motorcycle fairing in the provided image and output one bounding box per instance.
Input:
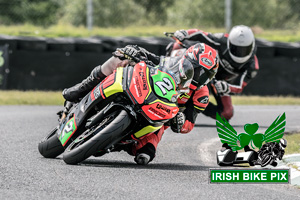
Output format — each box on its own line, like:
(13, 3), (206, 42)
(59, 115), (77, 146)
(127, 62), (151, 104)
(141, 100), (179, 121)
(150, 67), (179, 103)
(91, 67), (124, 101)
(132, 124), (163, 139)
(57, 61), (180, 148)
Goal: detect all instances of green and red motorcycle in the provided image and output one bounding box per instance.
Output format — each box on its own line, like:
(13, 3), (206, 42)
(38, 52), (192, 165)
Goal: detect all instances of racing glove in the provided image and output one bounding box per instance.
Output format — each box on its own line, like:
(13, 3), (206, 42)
(174, 30), (188, 41)
(180, 120), (195, 134)
(116, 45), (160, 66)
(170, 112), (186, 133)
(214, 80), (230, 95)
(118, 45), (141, 60)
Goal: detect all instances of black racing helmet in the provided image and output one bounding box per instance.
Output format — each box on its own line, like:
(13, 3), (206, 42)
(160, 43), (218, 95)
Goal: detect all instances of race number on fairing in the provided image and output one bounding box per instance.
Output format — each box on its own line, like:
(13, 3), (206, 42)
(155, 77), (174, 95)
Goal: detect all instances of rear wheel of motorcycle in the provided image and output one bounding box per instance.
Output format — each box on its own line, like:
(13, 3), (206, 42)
(63, 109), (131, 165)
(38, 127), (65, 158)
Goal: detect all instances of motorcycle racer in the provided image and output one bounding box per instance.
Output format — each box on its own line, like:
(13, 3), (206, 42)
(63, 43), (219, 165)
(168, 25), (259, 120)
(256, 138), (287, 167)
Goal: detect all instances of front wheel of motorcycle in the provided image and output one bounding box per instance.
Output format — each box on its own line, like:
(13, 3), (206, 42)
(38, 127), (65, 158)
(62, 109), (132, 165)
(260, 154), (273, 167)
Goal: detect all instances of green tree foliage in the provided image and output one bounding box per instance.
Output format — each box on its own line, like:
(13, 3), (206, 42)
(287, 0), (300, 20)
(232, 0), (299, 29)
(92, 0), (145, 27)
(0, 0), (299, 29)
(167, 0), (300, 29)
(61, 0), (146, 27)
(133, 0), (174, 24)
(167, 0), (224, 27)
(0, 0), (62, 26)
(60, 0), (86, 26)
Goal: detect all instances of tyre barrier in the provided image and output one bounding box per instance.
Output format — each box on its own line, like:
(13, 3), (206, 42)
(0, 35), (299, 95)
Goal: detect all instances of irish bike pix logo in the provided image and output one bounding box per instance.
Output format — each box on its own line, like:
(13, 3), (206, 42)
(210, 113), (290, 184)
(216, 113), (287, 168)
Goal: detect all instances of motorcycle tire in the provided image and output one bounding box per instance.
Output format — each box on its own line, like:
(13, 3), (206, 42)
(260, 154), (273, 167)
(38, 127), (65, 158)
(63, 109), (132, 165)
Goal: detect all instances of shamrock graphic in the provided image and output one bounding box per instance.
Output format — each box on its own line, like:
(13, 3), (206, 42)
(238, 123), (264, 149)
(216, 113), (286, 151)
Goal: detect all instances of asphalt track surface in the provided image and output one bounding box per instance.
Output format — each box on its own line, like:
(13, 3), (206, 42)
(0, 105), (299, 199)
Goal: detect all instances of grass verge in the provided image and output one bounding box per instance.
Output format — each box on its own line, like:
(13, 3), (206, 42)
(0, 24), (300, 42)
(211, 95), (300, 105)
(0, 91), (300, 106)
(0, 90), (64, 105)
(284, 132), (300, 155)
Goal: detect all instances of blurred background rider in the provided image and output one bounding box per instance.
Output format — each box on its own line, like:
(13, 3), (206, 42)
(168, 25), (259, 121)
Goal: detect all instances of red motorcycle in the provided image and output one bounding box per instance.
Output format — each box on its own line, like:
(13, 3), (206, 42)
(38, 51), (190, 165)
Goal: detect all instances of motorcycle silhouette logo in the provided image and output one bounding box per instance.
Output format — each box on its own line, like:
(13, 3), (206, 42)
(216, 113), (286, 151)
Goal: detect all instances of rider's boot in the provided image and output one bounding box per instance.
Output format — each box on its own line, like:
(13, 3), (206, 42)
(135, 153), (151, 165)
(62, 65), (106, 102)
(134, 143), (156, 165)
(271, 161), (278, 167)
(62, 55), (128, 102)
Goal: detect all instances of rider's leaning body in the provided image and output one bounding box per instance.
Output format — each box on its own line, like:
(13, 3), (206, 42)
(62, 44), (219, 165)
(168, 26), (259, 120)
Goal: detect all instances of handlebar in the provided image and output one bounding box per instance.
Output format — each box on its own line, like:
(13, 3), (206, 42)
(163, 32), (188, 48)
(114, 48), (156, 67)
(164, 32), (175, 37)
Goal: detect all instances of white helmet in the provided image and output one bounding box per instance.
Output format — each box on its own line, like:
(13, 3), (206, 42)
(227, 25), (255, 63)
(279, 138), (287, 150)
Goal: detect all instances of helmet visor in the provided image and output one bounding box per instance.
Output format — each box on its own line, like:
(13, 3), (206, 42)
(177, 58), (194, 93)
(229, 43), (253, 58)
(279, 139), (287, 149)
(160, 56), (194, 94)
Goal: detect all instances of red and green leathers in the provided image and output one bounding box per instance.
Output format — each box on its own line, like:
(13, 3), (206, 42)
(131, 84), (210, 160)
